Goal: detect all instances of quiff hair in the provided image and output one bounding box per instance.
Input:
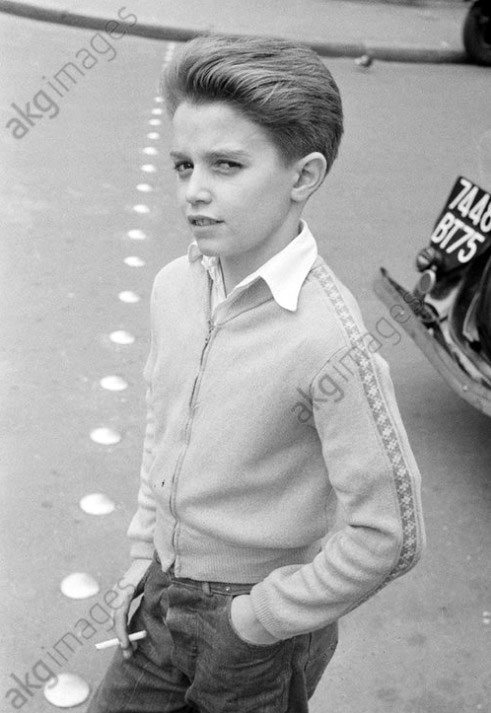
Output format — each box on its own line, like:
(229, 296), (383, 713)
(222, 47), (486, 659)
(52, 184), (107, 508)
(161, 34), (343, 174)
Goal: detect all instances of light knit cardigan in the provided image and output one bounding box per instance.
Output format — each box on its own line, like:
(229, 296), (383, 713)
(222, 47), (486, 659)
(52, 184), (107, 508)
(127, 247), (425, 640)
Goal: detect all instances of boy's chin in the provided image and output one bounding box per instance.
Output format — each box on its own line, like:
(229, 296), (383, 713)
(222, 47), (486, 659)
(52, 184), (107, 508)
(194, 236), (224, 257)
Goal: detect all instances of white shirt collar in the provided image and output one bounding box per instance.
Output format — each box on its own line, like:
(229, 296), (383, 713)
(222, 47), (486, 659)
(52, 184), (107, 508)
(187, 220), (318, 312)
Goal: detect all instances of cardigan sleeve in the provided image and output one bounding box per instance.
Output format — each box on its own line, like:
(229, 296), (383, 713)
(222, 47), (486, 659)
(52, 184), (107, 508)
(126, 281), (159, 563)
(249, 346), (426, 640)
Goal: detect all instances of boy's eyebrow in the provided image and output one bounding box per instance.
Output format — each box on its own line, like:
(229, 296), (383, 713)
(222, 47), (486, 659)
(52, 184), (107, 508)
(169, 151), (187, 161)
(169, 149), (251, 161)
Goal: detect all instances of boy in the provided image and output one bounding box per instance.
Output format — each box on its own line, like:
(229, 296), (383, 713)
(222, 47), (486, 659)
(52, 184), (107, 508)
(88, 34), (425, 713)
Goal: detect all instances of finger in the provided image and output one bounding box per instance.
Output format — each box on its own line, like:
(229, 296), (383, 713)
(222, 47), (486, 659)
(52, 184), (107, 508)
(113, 599), (132, 653)
(122, 645), (133, 660)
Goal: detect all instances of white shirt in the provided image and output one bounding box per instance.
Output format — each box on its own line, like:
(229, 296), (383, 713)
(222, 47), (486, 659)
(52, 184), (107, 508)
(187, 220), (318, 314)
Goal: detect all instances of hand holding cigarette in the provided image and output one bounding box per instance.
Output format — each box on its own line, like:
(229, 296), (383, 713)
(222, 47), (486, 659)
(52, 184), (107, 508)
(110, 559), (152, 659)
(95, 630), (147, 650)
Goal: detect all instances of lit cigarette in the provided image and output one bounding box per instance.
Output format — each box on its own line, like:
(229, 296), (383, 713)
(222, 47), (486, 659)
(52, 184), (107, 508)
(95, 630), (147, 650)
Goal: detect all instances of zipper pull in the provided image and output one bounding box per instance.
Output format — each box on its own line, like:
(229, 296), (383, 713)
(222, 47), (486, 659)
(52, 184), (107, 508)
(201, 320), (214, 355)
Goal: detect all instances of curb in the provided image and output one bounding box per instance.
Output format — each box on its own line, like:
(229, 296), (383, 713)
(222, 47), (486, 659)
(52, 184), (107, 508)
(0, 0), (468, 64)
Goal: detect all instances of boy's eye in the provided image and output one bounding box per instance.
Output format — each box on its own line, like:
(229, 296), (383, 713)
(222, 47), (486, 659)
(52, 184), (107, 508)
(172, 159), (242, 175)
(215, 160), (241, 172)
(173, 161), (193, 175)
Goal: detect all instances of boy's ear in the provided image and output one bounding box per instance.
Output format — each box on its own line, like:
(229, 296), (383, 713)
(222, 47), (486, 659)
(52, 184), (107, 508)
(291, 152), (327, 202)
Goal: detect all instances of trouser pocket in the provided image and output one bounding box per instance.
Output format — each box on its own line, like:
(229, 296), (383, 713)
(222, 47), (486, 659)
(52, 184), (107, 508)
(304, 621), (338, 697)
(194, 595), (294, 713)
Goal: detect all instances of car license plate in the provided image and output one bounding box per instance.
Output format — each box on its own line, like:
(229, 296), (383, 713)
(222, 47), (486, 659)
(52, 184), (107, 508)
(430, 176), (491, 271)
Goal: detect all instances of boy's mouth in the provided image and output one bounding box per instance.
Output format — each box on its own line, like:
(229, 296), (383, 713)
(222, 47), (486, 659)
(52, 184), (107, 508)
(188, 216), (223, 227)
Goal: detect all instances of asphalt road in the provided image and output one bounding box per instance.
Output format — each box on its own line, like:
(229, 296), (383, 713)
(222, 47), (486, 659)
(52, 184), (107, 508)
(1, 11), (490, 713)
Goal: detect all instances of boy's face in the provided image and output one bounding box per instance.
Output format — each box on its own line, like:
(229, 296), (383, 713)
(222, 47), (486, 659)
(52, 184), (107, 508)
(170, 101), (302, 267)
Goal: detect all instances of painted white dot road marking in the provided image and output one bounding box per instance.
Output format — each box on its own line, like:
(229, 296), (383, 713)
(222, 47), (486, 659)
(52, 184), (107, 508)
(127, 228), (147, 240)
(142, 146), (158, 156)
(147, 132), (160, 140)
(44, 673), (91, 708)
(149, 119), (161, 127)
(119, 290), (141, 303)
(154, 96), (164, 103)
(136, 183), (153, 192)
(163, 42), (176, 63)
(100, 375), (128, 391)
(124, 256), (146, 267)
(60, 572), (100, 599)
(151, 108), (163, 115)
(110, 330), (135, 345)
(90, 426), (122, 444)
(141, 164), (157, 173)
(133, 204), (150, 214)
(80, 493), (116, 515)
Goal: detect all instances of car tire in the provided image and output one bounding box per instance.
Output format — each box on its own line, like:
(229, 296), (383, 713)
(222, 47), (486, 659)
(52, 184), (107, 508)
(463, 3), (491, 66)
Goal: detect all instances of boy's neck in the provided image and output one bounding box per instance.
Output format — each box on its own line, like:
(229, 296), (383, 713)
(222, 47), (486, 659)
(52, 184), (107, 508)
(218, 219), (303, 296)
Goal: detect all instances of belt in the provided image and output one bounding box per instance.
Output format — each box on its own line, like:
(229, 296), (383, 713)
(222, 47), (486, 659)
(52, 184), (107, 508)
(165, 563), (254, 596)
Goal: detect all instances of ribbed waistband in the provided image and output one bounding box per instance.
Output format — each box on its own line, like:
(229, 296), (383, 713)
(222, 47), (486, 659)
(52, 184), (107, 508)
(154, 552), (255, 596)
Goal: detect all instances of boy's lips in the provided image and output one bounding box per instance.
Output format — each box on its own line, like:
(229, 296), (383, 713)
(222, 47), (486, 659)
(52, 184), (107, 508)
(188, 215), (223, 227)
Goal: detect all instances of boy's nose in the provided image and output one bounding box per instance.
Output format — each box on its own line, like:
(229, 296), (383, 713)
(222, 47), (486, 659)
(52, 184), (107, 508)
(185, 171), (212, 205)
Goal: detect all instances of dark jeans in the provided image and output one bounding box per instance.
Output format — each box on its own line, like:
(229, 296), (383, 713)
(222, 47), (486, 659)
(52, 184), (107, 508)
(87, 554), (338, 713)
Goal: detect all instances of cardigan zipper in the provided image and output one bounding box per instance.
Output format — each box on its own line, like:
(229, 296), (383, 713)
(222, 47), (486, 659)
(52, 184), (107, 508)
(167, 317), (217, 565)
(188, 318), (214, 405)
